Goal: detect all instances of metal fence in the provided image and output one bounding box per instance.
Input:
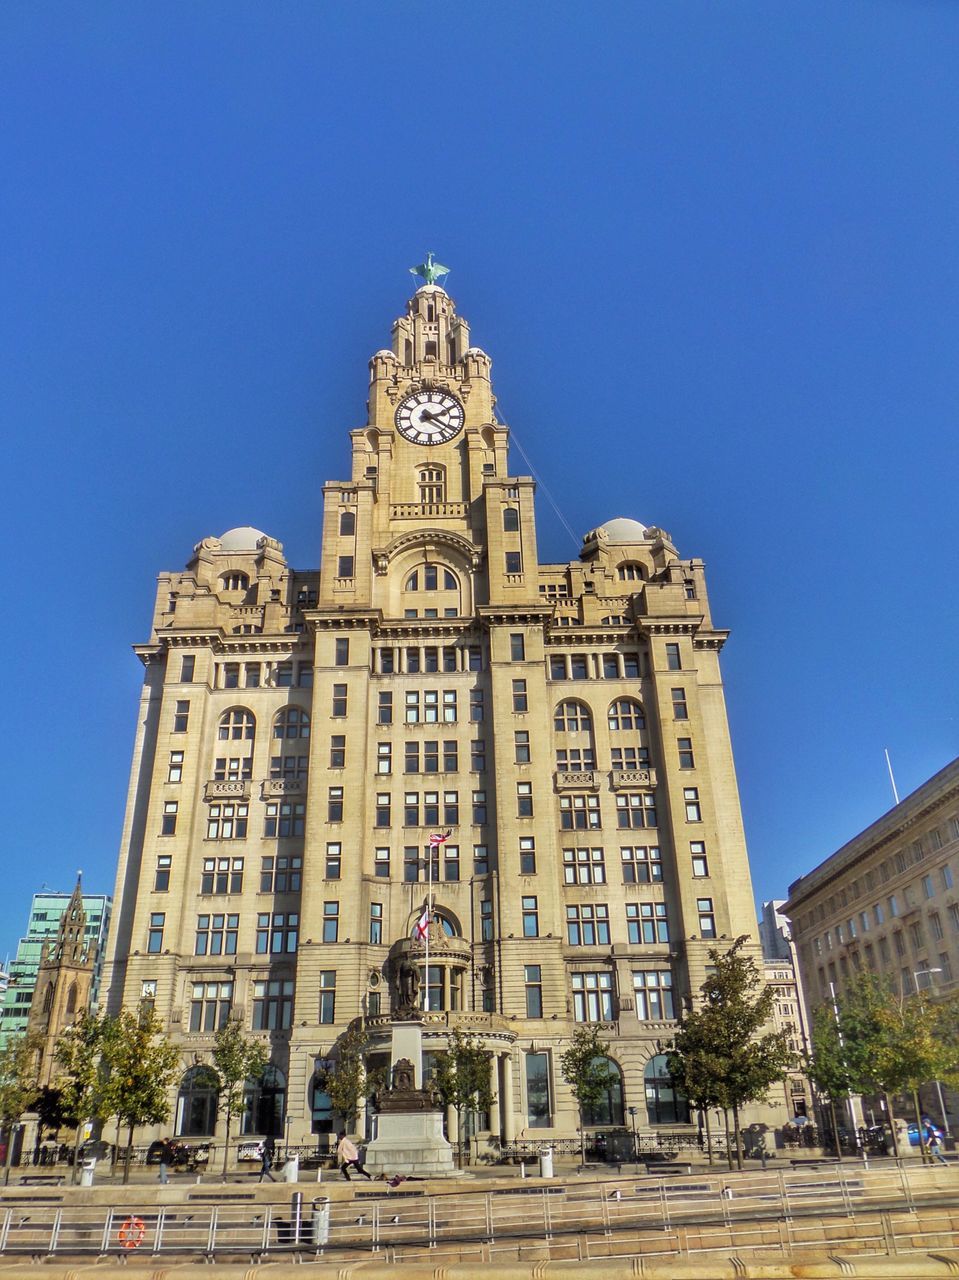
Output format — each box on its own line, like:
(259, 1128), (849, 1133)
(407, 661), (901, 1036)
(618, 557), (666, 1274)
(0, 1162), (955, 1264)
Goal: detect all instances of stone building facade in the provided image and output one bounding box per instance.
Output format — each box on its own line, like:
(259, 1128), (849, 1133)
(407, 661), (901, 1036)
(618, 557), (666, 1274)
(784, 757), (959, 1129)
(103, 275), (773, 1150)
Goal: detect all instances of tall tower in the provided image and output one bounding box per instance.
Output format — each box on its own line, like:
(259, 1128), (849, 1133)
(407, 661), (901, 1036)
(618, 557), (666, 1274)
(27, 877), (97, 1086)
(103, 264), (772, 1153)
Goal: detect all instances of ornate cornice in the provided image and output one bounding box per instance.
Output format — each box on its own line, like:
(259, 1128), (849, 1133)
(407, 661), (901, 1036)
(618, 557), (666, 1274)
(693, 630), (729, 651)
(372, 528), (483, 575)
(477, 606), (554, 627)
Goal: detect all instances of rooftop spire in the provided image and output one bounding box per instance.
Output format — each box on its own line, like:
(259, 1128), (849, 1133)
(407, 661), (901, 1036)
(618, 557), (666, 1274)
(409, 252), (450, 287)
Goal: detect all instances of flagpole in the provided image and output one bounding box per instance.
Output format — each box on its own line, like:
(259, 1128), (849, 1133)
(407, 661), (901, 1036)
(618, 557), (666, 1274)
(424, 838), (431, 1013)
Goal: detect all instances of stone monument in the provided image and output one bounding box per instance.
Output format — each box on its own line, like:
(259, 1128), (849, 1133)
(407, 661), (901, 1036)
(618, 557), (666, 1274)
(362, 946), (455, 1178)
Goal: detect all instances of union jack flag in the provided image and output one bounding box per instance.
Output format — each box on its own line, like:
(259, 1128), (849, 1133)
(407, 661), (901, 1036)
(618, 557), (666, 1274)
(428, 830), (452, 848)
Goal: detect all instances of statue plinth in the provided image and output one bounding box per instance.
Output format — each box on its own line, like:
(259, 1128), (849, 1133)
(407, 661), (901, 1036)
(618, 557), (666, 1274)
(364, 1024), (454, 1178)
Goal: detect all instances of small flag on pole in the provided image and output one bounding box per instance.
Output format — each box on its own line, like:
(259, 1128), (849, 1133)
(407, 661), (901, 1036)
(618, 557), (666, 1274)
(428, 830), (452, 848)
(413, 904), (431, 941)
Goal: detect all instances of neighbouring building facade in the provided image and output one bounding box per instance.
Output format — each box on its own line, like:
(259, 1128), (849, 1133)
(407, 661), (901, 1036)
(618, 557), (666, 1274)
(0, 887), (111, 1051)
(784, 757), (959, 1129)
(759, 901), (812, 1120)
(103, 270), (775, 1151)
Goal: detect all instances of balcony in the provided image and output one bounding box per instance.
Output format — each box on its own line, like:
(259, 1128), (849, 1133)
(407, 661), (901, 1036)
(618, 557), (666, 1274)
(261, 778), (305, 799)
(610, 767), (657, 789)
(203, 779), (251, 801)
(390, 501), (467, 520)
(554, 770), (597, 790)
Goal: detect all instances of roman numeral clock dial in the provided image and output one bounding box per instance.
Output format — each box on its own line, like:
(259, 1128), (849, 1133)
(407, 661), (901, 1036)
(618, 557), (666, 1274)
(394, 390), (465, 444)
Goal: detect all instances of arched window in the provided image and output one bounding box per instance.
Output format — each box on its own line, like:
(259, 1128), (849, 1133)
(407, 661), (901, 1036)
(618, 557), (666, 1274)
(405, 564), (458, 592)
(503, 507), (519, 532)
(65, 982), (78, 1015)
(309, 1074), (334, 1134)
(582, 1057), (625, 1126)
(175, 1066), (219, 1137)
(554, 700), (592, 733)
(339, 510), (355, 536)
(644, 1054), (689, 1126)
(273, 707), (310, 740)
(242, 1064), (286, 1137)
(602, 616), (628, 626)
(42, 984), (53, 1014)
(221, 572), (249, 592)
(608, 699), (645, 731)
(409, 911), (457, 939)
(617, 563), (644, 582)
(218, 708), (255, 741)
(418, 467), (445, 504)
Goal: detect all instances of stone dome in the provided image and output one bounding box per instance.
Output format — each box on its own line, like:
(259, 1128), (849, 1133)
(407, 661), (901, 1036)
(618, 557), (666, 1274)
(373, 349), (397, 360)
(218, 526), (268, 551)
(596, 517), (649, 543)
(415, 283), (448, 296)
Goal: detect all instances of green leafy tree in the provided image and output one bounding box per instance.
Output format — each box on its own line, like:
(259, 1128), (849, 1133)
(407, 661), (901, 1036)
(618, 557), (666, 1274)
(805, 1003), (855, 1158)
(102, 1004), (180, 1183)
(665, 1040), (725, 1165)
(32, 1085), (70, 1157)
(668, 936), (794, 1169)
(560, 1025), (616, 1168)
(432, 1029), (493, 1166)
(210, 1018), (268, 1177)
(0, 1032), (42, 1184)
(315, 1022), (383, 1132)
(53, 1011), (114, 1180)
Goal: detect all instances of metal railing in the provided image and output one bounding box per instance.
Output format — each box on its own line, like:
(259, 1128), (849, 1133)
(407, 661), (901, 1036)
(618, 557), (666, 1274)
(0, 1162), (954, 1263)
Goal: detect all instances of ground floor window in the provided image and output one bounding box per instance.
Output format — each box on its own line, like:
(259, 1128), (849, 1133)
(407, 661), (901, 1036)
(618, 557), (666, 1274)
(526, 1052), (551, 1127)
(310, 1073), (334, 1134)
(175, 1065), (219, 1137)
(582, 1056), (624, 1126)
(644, 1053), (689, 1125)
(242, 1064), (286, 1136)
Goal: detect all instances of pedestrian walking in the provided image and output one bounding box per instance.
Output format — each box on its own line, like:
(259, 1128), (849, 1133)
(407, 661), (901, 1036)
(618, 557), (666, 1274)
(925, 1124), (948, 1166)
(258, 1135), (277, 1182)
(158, 1139), (174, 1185)
(336, 1131), (373, 1181)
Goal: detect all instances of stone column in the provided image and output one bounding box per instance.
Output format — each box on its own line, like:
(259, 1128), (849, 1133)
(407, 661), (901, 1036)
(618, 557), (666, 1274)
(489, 1052), (501, 1139)
(502, 1053), (516, 1142)
(447, 1103), (459, 1143)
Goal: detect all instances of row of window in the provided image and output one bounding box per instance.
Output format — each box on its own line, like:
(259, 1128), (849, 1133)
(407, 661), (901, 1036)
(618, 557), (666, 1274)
(811, 865), (955, 954)
(154, 854), (302, 895)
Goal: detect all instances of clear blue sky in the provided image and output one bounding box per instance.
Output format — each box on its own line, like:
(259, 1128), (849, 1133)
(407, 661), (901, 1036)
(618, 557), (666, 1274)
(2, 2), (957, 960)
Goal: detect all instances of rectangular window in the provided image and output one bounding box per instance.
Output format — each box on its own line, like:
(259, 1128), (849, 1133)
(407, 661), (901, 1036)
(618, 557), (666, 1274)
(201, 856), (243, 894)
(206, 802), (250, 840)
(405, 692), (420, 723)
(520, 836), (536, 875)
(888, 894), (899, 918)
(550, 656), (567, 679)
(173, 699), (190, 732)
(444, 843), (460, 881)
(154, 855), (172, 892)
(223, 663), (240, 688)
(566, 903), (610, 945)
(244, 662), (261, 687)
(252, 978), (295, 1031)
(666, 642), (682, 670)
(697, 897), (717, 938)
(377, 742), (392, 774)
(563, 847), (606, 884)
(690, 841), (709, 878)
(334, 638), (349, 666)
(147, 913), (165, 953)
(442, 739), (457, 771)
(168, 751), (184, 783)
(443, 646), (457, 672)
(264, 801), (305, 837)
(332, 684), (348, 717)
(379, 648), (394, 674)
(561, 793), (602, 829)
(923, 874), (935, 899)
(572, 972), (613, 1022)
(505, 551), (522, 574)
(526, 1051), (551, 1126)
(471, 738), (486, 771)
(297, 661), (312, 687)
(683, 787), (701, 821)
(375, 793), (391, 827)
(328, 787), (344, 822)
(443, 790), (459, 824)
(517, 782), (534, 817)
(180, 656), (195, 682)
(318, 971), (336, 1023)
(616, 793), (657, 828)
(480, 898), (493, 941)
(374, 847), (390, 878)
(194, 912), (239, 956)
(522, 896), (539, 937)
(443, 690), (457, 722)
(276, 662), (294, 687)
(943, 865), (954, 891)
(259, 854), (302, 892)
(322, 901), (339, 943)
(255, 911), (298, 953)
(424, 741), (439, 772)
(405, 741), (419, 773)
(525, 965), (543, 1018)
(213, 756), (252, 781)
(677, 737), (695, 769)
(626, 902), (669, 944)
(514, 731), (531, 763)
(472, 790), (487, 824)
(406, 647), (421, 674)
(620, 845), (662, 883)
(512, 679), (528, 712)
(325, 842), (342, 879)
(329, 735), (346, 768)
(510, 633), (526, 661)
(161, 801), (178, 835)
(470, 689), (485, 721)
(189, 981), (233, 1033)
(671, 688), (688, 719)
(633, 970), (674, 1020)
(337, 555), (354, 578)
(931, 912), (944, 940)
(369, 903), (383, 945)
(874, 902), (885, 925)
(404, 792), (420, 825)
(378, 691), (393, 724)
(570, 656), (588, 680)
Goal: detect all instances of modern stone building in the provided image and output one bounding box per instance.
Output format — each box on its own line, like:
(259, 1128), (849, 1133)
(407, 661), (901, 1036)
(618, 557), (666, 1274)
(0, 887), (111, 1051)
(103, 271), (773, 1151)
(759, 902), (812, 1120)
(784, 757), (959, 1129)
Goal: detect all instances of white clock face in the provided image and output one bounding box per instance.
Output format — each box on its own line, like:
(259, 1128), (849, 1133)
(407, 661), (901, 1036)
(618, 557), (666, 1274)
(395, 390), (465, 444)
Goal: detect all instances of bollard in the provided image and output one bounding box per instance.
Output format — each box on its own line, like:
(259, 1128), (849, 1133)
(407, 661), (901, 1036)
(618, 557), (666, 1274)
(290, 1191), (303, 1245)
(283, 1154), (300, 1183)
(79, 1158), (96, 1187)
(316, 1165), (323, 1183)
(520, 1160), (526, 1179)
(539, 1148), (554, 1179)
(311, 1196), (330, 1247)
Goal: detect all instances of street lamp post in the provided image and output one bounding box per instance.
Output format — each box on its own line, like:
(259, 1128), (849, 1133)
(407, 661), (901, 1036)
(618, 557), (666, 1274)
(913, 969), (949, 1132)
(627, 1106), (638, 1164)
